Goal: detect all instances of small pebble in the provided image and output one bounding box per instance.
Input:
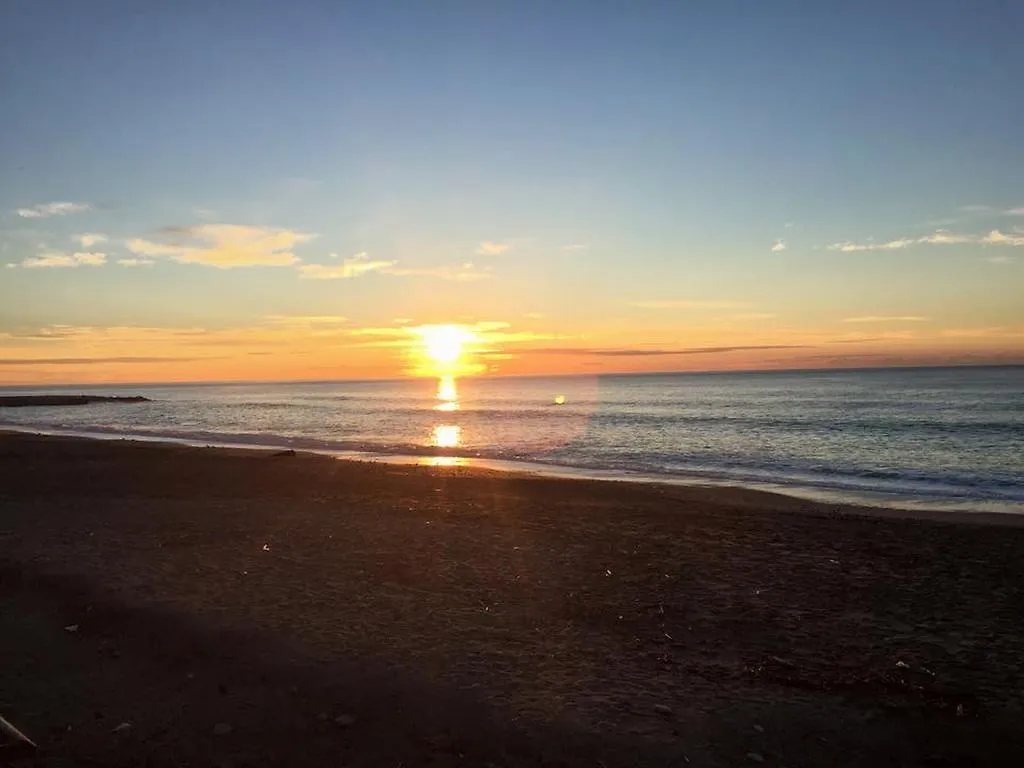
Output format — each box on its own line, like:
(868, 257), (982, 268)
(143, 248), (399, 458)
(334, 714), (355, 727)
(112, 722), (132, 734)
(753, 724), (764, 733)
(64, 624), (79, 633)
(653, 704), (673, 716)
(213, 722), (233, 736)
(746, 753), (764, 763)
(316, 712), (328, 722)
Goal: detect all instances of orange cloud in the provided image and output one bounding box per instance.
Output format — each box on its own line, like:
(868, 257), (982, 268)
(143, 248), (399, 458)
(298, 253), (395, 279)
(475, 241), (510, 255)
(126, 224), (314, 268)
(21, 251), (106, 268)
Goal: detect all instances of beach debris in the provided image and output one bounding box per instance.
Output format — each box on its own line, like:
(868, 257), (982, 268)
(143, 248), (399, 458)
(0, 714), (37, 755)
(895, 660), (910, 669)
(653, 704), (673, 717)
(753, 724), (764, 733)
(334, 714), (355, 728)
(213, 722), (233, 736)
(956, 703), (965, 717)
(605, 569), (612, 576)
(746, 752), (765, 763)
(112, 722), (133, 734)
(271, 449), (296, 458)
(262, 543), (271, 552)
(64, 624), (79, 633)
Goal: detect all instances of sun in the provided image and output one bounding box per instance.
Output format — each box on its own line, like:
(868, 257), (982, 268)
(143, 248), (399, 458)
(422, 325), (469, 364)
(407, 323), (483, 378)
(418, 325), (475, 366)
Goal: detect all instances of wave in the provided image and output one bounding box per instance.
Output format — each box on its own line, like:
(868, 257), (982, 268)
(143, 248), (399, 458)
(5, 423), (1022, 514)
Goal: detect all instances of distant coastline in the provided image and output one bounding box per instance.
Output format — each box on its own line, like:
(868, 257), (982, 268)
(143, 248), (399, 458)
(0, 395), (149, 408)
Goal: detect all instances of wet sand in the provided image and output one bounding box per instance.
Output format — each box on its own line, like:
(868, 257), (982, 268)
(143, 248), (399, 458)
(1, 431), (1023, 766)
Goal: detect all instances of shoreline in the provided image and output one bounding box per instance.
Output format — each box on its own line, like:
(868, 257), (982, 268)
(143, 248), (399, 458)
(3, 424), (1022, 521)
(3, 429), (1024, 765)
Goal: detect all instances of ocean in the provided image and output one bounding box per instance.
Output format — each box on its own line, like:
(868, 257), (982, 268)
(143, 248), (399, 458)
(2, 366), (1022, 514)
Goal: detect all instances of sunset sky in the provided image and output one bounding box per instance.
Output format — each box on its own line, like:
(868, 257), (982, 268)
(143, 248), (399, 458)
(2, 1), (1023, 385)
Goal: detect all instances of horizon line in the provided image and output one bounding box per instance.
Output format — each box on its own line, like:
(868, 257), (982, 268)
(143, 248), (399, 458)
(1, 361), (1022, 390)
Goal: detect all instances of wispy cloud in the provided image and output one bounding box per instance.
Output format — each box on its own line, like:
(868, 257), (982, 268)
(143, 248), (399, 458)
(75, 233), (107, 248)
(560, 243), (589, 252)
(771, 239), (787, 252)
(732, 313), (777, 321)
(298, 252), (395, 280)
(261, 316), (351, 336)
(828, 228), (1024, 252)
(127, 224), (315, 268)
(385, 262), (491, 282)
(0, 356), (212, 366)
(16, 202), (92, 219)
(524, 312), (545, 319)
(264, 315), (349, 326)
(521, 345), (810, 357)
(116, 258), (154, 267)
(960, 204), (1024, 216)
(21, 251), (106, 268)
(939, 326), (1023, 339)
(475, 241), (510, 256)
(631, 299), (747, 310)
(828, 331), (916, 344)
(843, 316), (929, 323)
(981, 229), (1024, 246)
(987, 255), (1015, 265)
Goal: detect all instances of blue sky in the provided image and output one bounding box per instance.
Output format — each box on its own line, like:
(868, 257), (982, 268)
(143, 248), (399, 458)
(1, 0), (1023, 382)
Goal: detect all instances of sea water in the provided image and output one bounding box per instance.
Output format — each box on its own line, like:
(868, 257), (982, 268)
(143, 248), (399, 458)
(2, 366), (1022, 514)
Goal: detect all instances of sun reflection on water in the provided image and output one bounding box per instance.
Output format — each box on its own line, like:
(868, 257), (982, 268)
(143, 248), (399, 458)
(432, 424), (461, 448)
(435, 375), (458, 412)
(420, 455), (466, 467)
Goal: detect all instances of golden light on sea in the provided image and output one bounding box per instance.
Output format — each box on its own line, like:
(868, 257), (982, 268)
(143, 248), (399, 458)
(432, 424), (461, 448)
(436, 374), (458, 411)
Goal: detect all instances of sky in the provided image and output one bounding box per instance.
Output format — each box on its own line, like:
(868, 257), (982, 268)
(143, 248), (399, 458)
(1, 0), (1023, 385)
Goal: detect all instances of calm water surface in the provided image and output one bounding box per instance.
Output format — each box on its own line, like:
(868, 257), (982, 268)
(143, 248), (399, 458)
(3, 366), (1022, 514)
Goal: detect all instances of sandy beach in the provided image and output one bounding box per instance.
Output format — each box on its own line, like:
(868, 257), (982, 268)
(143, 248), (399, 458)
(2, 431), (1023, 766)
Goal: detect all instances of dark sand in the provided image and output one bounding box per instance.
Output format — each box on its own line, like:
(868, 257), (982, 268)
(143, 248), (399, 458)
(1, 432), (1023, 767)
